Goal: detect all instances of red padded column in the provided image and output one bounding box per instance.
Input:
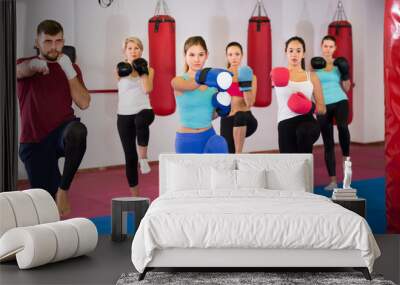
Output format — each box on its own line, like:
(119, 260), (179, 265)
(384, 0), (400, 233)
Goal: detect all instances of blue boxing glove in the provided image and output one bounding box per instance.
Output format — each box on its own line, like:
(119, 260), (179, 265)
(195, 68), (233, 91)
(238, 65), (253, 92)
(212, 91), (231, 117)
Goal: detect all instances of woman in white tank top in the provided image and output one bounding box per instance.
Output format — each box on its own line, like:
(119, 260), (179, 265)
(116, 37), (155, 197)
(273, 36), (326, 154)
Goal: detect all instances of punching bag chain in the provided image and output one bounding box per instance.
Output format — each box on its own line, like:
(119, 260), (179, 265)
(251, 0), (268, 17)
(154, 0), (170, 15)
(332, 0), (348, 21)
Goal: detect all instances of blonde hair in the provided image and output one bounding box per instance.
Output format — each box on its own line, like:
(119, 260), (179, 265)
(183, 36), (208, 72)
(123, 36), (143, 52)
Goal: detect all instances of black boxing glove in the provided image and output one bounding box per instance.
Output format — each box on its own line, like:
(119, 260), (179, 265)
(333, 57), (350, 81)
(132, 58), (149, 76)
(62, 45), (76, 63)
(310, 57), (327, 70)
(117, 62), (133, 77)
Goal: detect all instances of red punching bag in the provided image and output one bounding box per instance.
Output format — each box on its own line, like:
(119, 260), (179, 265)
(384, 0), (400, 233)
(148, 0), (176, 116)
(328, 1), (353, 124)
(247, 1), (272, 107)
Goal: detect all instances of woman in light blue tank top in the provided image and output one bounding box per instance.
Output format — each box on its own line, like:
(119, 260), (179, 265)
(171, 36), (228, 154)
(313, 35), (352, 190)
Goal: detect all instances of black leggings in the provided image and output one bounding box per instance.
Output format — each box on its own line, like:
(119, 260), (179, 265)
(317, 100), (350, 176)
(278, 114), (320, 153)
(220, 111), (258, 153)
(19, 119), (87, 197)
(117, 109), (155, 187)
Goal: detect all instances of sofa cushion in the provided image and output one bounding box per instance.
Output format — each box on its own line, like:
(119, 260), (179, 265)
(0, 192), (39, 227)
(0, 196), (17, 237)
(23, 189), (59, 224)
(0, 218), (98, 269)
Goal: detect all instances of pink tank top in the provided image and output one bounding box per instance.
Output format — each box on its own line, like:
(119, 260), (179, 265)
(226, 82), (243, 97)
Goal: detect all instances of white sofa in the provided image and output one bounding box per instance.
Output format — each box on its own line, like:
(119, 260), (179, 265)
(132, 153), (380, 280)
(0, 189), (98, 269)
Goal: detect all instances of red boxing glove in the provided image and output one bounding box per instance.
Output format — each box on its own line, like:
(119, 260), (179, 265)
(271, 67), (290, 87)
(288, 92), (312, 114)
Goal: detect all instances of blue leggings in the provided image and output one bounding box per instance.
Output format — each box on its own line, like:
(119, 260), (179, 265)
(175, 128), (228, 154)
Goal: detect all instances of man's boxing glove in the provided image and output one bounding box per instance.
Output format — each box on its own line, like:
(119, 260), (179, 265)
(62, 45), (76, 64)
(195, 68), (233, 91)
(238, 65), (253, 92)
(58, 54), (77, 80)
(270, 67), (290, 87)
(117, 62), (133, 77)
(28, 58), (49, 75)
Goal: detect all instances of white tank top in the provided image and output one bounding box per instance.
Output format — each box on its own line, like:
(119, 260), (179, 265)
(274, 71), (314, 123)
(117, 76), (151, 115)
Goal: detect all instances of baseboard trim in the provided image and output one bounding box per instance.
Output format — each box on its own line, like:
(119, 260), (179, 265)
(350, 141), (384, 146)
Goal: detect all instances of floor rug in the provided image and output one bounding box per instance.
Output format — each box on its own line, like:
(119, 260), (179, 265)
(116, 271), (395, 285)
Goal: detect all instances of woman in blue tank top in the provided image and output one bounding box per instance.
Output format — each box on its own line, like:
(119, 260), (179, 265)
(171, 36), (228, 154)
(313, 35), (352, 191)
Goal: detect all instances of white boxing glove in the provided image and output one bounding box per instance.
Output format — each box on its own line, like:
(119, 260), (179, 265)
(28, 58), (49, 75)
(58, 54), (77, 80)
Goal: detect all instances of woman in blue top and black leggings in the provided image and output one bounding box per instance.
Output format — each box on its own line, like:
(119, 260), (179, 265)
(171, 36), (228, 154)
(312, 35), (352, 190)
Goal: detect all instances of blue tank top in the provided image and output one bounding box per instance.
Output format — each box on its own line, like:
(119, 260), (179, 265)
(176, 73), (217, 129)
(316, 66), (348, 105)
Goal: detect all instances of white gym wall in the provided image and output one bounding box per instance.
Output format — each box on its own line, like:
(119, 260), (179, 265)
(16, 0), (384, 179)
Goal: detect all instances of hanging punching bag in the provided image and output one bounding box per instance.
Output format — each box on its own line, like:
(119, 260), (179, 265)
(384, 0), (400, 234)
(148, 0), (176, 116)
(247, 1), (272, 107)
(328, 1), (353, 123)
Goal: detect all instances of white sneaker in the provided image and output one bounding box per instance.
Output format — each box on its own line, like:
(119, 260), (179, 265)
(139, 158), (151, 174)
(324, 182), (338, 191)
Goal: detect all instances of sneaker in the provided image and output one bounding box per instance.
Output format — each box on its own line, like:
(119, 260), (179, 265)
(324, 181), (338, 191)
(139, 158), (151, 174)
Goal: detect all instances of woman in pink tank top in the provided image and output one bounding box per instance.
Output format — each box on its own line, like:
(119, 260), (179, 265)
(220, 42), (258, 153)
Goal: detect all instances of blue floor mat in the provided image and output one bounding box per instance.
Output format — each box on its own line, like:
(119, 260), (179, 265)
(90, 212), (136, 235)
(314, 177), (386, 234)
